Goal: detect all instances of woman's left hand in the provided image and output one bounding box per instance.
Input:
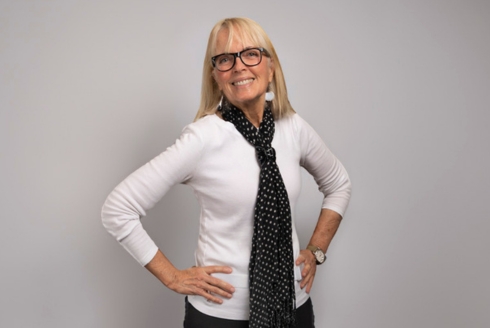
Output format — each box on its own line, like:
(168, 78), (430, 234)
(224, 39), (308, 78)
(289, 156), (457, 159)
(295, 249), (317, 294)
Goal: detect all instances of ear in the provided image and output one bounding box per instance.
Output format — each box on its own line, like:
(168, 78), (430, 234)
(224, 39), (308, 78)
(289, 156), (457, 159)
(268, 58), (275, 83)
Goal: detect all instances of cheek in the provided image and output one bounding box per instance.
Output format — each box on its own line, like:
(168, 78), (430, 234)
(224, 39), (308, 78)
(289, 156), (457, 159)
(214, 73), (228, 91)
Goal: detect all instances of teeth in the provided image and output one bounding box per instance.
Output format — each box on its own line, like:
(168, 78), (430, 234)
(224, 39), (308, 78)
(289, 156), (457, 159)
(234, 79), (253, 86)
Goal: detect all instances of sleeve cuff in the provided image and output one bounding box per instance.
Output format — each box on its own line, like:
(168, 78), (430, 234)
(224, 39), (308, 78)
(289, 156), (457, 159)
(119, 224), (159, 266)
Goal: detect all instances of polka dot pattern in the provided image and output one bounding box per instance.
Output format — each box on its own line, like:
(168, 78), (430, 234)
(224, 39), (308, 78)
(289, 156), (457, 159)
(221, 102), (296, 328)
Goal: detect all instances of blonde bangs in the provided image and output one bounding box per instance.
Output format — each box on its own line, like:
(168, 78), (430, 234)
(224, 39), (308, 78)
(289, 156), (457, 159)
(219, 20), (268, 54)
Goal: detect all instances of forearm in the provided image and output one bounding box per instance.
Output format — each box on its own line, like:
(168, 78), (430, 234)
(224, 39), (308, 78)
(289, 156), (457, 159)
(308, 208), (342, 253)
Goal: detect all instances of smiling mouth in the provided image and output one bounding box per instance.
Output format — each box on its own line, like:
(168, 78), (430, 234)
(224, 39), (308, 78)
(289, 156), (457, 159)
(232, 78), (254, 86)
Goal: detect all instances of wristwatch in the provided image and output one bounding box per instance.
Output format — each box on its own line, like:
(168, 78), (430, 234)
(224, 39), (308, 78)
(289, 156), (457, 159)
(307, 245), (326, 265)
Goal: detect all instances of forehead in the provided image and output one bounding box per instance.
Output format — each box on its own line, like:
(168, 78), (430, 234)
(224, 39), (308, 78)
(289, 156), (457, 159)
(214, 27), (257, 54)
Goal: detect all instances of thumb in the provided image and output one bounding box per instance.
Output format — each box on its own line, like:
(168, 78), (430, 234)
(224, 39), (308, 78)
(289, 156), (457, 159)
(296, 254), (305, 266)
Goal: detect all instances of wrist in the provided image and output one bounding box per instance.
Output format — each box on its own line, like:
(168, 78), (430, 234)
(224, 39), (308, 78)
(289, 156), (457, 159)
(307, 244), (326, 265)
(145, 250), (179, 287)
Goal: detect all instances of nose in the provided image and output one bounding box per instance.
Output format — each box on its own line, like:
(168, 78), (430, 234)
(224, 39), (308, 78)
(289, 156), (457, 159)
(233, 55), (247, 72)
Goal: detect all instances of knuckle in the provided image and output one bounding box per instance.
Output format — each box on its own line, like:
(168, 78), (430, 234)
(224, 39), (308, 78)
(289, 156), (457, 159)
(195, 281), (206, 290)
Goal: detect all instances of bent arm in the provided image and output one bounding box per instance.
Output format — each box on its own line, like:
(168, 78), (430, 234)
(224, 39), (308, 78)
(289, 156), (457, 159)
(101, 125), (204, 265)
(101, 124), (235, 302)
(294, 114), (352, 292)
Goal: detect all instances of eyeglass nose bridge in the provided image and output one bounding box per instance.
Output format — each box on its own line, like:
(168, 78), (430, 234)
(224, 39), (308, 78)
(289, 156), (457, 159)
(231, 51), (249, 69)
(222, 50), (251, 71)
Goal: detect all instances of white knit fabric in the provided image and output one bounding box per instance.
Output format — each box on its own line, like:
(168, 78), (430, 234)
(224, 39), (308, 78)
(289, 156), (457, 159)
(101, 113), (351, 320)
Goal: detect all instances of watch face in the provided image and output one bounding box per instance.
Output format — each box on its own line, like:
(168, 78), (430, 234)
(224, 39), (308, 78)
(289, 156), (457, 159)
(315, 250), (325, 263)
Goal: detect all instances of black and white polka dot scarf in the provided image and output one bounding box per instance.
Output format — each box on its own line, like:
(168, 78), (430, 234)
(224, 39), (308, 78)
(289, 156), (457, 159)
(220, 101), (296, 328)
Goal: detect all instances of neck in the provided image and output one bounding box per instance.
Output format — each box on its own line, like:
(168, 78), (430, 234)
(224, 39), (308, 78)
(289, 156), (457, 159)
(235, 98), (266, 128)
(241, 106), (264, 128)
(221, 96), (267, 128)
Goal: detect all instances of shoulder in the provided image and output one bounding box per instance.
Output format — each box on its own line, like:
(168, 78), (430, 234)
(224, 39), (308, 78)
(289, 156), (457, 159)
(180, 114), (236, 149)
(182, 114), (226, 138)
(183, 114), (220, 133)
(275, 112), (313, 135)
(277, 112), (327, 158)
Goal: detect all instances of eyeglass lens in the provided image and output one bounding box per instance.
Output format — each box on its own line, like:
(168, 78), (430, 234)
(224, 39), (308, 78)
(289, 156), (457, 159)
(214, 48), (262, 72)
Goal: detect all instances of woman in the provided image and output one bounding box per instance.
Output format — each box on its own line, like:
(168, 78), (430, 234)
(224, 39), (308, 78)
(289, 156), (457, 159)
(102, 17), (351, 328)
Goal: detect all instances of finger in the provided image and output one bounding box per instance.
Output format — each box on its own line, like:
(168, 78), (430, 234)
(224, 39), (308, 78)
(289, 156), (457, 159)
(306, 275), (315, 294)
(196, 279), (234, 299)
(194, 287), (224, 304)
(203, 265), (233, 274)
(300, 272), (311, 289)
(295, 254), (306, 266)
(203, 276), (235, 294)
(301, 262), (311, 277)
(199, 267), (235, 294)
(301, 268), (316, 290)
(195, 277), (235, 298)
(300, 263), (316, 288)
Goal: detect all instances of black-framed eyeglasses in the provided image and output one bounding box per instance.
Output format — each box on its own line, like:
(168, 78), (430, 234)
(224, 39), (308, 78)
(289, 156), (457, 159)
(211, 47), (269, 72)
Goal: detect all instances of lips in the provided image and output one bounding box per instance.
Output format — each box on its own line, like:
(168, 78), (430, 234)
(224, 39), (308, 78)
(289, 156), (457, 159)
(232, 78), (254, 86)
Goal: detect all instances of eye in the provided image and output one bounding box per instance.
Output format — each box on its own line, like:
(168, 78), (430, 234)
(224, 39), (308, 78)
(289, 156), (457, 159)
(245, 49), (260, 57)
(218, 56), (229, 64)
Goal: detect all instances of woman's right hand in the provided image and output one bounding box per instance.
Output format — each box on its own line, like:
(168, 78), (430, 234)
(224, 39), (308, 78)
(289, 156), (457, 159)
(167, 266), (235, 304)
(145, 250), (235, 304)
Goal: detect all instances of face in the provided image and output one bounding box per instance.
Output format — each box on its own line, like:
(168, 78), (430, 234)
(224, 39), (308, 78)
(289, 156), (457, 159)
(212, 29), (274, 113)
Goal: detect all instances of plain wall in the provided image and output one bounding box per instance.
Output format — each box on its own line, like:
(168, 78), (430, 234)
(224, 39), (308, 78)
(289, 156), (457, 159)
(1, 0), (489, 327)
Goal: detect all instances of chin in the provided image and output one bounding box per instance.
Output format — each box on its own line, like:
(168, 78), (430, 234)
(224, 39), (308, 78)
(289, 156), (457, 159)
(230, 94), (264, 107)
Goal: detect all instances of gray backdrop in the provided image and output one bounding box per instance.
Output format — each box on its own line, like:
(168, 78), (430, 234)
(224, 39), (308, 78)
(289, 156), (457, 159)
(1, 0), (489, 327)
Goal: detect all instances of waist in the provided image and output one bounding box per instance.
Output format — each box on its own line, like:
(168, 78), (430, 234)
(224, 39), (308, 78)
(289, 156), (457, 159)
(188, 269), (306, 321)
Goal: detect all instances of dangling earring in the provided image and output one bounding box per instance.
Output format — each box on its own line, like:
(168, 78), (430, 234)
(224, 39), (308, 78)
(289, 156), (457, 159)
(265, 91), (275, 102)
(265, 84), (275, 102)
(217, 95), (223, 111)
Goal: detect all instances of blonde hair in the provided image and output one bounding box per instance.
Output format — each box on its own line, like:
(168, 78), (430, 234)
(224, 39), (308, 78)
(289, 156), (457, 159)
(194, 17), (295, 121)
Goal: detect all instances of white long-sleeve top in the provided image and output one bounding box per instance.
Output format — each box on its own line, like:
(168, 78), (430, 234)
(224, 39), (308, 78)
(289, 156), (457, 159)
(101, 113), (351, 320)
